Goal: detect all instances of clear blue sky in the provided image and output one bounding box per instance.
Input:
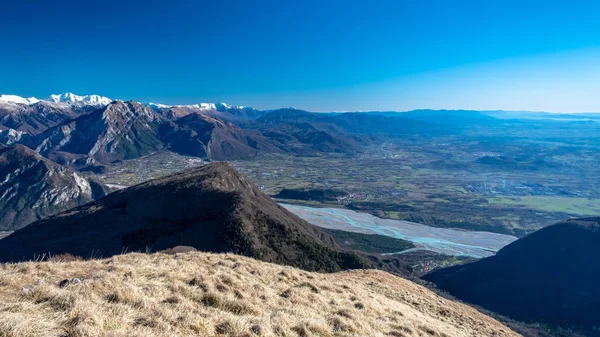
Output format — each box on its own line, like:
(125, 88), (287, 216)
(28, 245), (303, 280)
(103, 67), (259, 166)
(1, 0), (599, 112)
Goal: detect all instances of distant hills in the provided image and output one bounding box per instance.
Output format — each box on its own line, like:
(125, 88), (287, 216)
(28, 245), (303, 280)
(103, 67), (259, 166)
(163, 112), (282, 160)
(0, 144), (110, 230)
(1, 97), (385, 167)
(0, 162), (367, 271)
(424, 217), (600, 336)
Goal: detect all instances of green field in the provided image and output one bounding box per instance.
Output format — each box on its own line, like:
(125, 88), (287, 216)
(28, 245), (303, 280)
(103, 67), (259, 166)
(488, 196), (600, 216)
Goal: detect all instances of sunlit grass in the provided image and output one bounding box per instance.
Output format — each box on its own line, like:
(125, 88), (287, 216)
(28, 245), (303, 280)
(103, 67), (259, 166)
(0, 251), (519, 337)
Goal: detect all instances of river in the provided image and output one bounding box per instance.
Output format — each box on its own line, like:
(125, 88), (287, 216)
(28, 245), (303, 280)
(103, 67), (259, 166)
(282, 204), (518, 258)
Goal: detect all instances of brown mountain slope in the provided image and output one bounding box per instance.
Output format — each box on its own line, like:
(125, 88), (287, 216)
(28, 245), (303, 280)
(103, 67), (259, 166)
(0, 144), (111, 230)
(32, 101), (165, 168)
(0, 251), (520, 337)
(164, 113), (282, 160)
(27, 102), (284, 164)
(0, 162), (365, 271)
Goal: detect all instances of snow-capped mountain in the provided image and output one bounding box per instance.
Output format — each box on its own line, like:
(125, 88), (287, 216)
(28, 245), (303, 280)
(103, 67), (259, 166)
(187, 103), (218, 110)
(0, 93), (112, 106)
(0, 95), (40, 105)
(143, 102), (245, 111)
(145, 102), (171, 110)
(1, 93), (250, 112)
(49, 93), (113, 105)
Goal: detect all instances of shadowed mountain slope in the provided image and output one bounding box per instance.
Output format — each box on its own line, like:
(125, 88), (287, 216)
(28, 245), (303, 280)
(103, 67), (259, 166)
(0, 162), (366, 271)
(424, 217), (600, 336)
(0, 144), (111, 230)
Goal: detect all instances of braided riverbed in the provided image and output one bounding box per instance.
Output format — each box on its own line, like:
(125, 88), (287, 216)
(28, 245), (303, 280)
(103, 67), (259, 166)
(282, 204), (518, 258)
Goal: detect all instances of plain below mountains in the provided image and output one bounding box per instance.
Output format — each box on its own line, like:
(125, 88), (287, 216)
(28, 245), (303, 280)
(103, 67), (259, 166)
(424, 217), (600, 336)
(0, 144), (111, 230)
(0, 162), (367, 272)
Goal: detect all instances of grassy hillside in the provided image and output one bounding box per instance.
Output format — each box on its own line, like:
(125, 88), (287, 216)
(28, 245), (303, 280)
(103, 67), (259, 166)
(0, 251), (519, 337)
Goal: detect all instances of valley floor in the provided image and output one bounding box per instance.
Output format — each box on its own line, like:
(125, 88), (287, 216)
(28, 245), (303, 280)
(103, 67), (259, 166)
(90, 146), (600, 238)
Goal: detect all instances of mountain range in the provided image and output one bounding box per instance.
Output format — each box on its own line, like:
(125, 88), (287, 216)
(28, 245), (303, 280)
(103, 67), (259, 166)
(5, 93), (562, 178)
(2, 93), (434, 168)
(0, 92), (114, 106)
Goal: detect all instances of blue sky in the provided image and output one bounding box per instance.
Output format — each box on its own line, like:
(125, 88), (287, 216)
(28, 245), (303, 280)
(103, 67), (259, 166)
(1, 0), (599, 112)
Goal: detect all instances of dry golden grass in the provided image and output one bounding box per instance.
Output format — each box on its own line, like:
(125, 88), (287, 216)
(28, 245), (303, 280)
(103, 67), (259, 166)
(0, 251), (520, 337)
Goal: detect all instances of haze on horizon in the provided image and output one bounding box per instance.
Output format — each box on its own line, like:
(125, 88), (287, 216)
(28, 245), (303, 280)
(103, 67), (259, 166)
(1, 0), (599, 113)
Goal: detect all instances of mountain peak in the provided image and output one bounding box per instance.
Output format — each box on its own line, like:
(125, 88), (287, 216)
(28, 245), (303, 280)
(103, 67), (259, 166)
(143, 101), (247, 111)
(0, 94), (40, 105)
(139, 161), (249, 193)
(101, 100), (156, 121)
(49, 92), (112, 105)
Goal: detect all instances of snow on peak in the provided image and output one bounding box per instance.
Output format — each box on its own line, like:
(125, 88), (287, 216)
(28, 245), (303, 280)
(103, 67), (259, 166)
(142, 101), (248, 111)
(199, 103), (217, 110)
(49, 93), (113, 105)
(167, 103), (217, 110)
(0, 93), (249, 111)
(144, 102), (171, 109)
(0, 95), (40, 105)
(216, 102), (246, 110)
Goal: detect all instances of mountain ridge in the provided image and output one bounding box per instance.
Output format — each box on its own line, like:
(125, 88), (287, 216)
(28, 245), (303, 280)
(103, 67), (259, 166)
(5, 92), (600, 116)
(49, 92), (113, 105)
(1, 92), (112, 106)
(0, 162), (367, 272)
